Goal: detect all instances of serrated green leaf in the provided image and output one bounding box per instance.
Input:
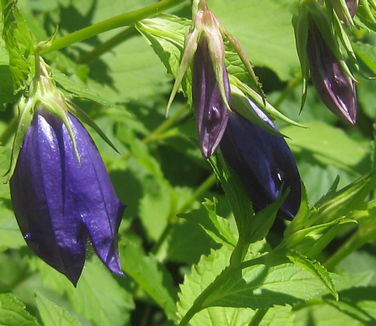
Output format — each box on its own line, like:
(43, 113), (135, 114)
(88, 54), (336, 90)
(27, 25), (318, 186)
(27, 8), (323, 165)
(295, 286), (376, 326)
(120, 239), (177, 321)
(177, 245), (362, 325)
(162, 219), (218, 264)
(287, 250), (338, 300)
(35, 292), (81, 326)
(52, 69), (120, 109)
(209, 153), (253, 241)
(32, 258), (134, 326)
(180, 198), (237, 247)
(1, 0), (35, 93)
(0, 293), (40, 326)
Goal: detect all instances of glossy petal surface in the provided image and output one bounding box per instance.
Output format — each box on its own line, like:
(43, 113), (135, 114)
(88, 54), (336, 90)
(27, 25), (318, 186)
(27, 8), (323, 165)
(307, 23), (357, 124)
(10, 110), (124, 284)
(193, 39), (230, 158)
(220, 105), (301, 220)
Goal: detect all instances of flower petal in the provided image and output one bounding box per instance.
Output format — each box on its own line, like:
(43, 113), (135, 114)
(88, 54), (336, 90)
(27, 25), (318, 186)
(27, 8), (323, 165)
(307, 22), (357, 124)
(220, 107), (301, 220)
(193, 38), (230, 158)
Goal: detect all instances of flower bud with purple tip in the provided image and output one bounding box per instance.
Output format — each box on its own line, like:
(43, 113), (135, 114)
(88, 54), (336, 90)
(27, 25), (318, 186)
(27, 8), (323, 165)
(193, 38), (230, 158)
(346, 0), (359, 17)
(306, 22), (357, 124)
(220, 101), (301, 220)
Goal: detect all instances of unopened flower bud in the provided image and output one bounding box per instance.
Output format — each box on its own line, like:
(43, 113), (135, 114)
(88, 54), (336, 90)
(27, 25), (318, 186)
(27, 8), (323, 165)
(307, 22), (357, 124)
(193, 38), (230, 158)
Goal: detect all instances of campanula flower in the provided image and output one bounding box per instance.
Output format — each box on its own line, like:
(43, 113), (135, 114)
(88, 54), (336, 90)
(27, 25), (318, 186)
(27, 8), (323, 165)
(220, 101), (301, 220)
(193, 38), (230, 158)
(10, 108), (125, 285)
(167, 0), (261, 158)
(306, 22), (357, 124)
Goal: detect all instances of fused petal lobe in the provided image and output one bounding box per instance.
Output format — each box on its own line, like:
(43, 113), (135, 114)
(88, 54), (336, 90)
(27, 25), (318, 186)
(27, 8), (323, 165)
(220, 107), (301, 220)
(10, 109), (124, 284)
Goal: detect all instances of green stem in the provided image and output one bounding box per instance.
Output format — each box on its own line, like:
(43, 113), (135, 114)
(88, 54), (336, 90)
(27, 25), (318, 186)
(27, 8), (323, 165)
(324, 226), (376, 270)
(39, 0), (185, 55)
(248, 309), (268, 326)
(120, 104), (188, 161)
(143, 104), (188, 144)
(78, 27), (138, 63)
(152, 173), (217, 255)
(0, 116), (18, 146)
(273, 76), (301, 108)
(179, 253), (277, 326)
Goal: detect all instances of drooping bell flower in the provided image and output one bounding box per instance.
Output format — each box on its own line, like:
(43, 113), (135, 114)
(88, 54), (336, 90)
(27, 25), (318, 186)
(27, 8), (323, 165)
(10, 109), (125, 285)
(193, 38), (230, 158)
(306, 21), (357, 124)
(8, 59), (124, 285)
(220, 101), (301, 220)
(167, 0), (261, 158)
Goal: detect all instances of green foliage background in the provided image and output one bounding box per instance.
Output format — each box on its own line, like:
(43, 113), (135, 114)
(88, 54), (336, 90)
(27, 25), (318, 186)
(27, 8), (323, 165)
(0, 0), (375, 325)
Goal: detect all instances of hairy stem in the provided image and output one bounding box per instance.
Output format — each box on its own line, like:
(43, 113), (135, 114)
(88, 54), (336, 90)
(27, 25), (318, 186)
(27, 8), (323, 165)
(39, 0), (185, 54)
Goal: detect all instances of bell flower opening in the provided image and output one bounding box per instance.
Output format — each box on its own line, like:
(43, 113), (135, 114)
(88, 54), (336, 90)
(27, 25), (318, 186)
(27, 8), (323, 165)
(10, 108), (125, 285)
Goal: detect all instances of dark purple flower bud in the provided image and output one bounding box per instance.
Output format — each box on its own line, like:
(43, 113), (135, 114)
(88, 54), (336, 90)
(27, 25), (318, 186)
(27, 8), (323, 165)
(220, 103), (301, 220)
(346, 0), (358, 17)
(307, 22), (357, 124)
(10, 109), (125, 285)
(193, 38), (230, 158)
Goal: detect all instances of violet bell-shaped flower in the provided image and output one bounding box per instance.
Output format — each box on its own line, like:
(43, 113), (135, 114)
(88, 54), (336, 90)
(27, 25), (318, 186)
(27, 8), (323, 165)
(220, 102), (301, 220)
(306, 22), (358, 124)
(10, 108), (125, 285)
(193, 38), (230, 158)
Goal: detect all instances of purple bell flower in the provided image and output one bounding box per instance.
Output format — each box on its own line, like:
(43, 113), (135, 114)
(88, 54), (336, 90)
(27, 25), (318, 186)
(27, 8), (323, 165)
(10, 108), (125, 285)
(346, 0), (358, 17)
(306, 22), (357, 124)
(220, 102), (301, 220)
(193, 38), (230, 158)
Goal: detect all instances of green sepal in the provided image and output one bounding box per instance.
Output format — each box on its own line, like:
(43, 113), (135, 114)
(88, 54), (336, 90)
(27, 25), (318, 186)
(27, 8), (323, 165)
(326, 0), (354, 26)
(4, 96), (35, 181)
(205, 25), (231, 112)
(67, 102), (119, 153)
(357, 0), (376, 31)
(292, 5), (310, 112)
(230, 85), (284, 137)
(313, 170), (376, 224)
(222, 28), (266, 104)
(166, 28), (200, 116)
(231, 76), (306, 128)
